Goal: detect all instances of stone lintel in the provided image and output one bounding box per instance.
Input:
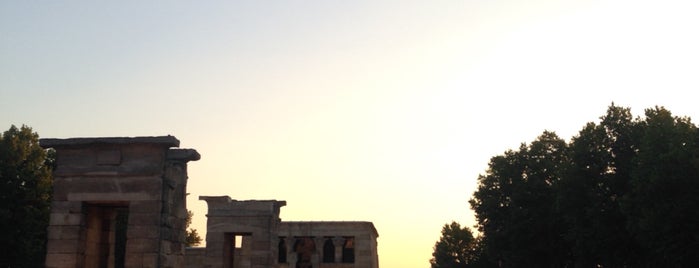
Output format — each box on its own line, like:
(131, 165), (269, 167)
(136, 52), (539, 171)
(200, 196), (286, 215)
(40, 136), (180, 149)
(167, 148), (201, 162)
(279, 221), (379, 238)
(67, 192), (159, 202)
(199, 195), (232, 203)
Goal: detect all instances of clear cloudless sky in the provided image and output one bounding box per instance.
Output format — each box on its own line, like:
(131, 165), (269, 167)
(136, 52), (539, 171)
(2, 1), (699, 267)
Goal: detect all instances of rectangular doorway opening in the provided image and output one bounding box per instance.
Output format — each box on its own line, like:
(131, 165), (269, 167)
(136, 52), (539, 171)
(83, 203), (129, 268)
(223, 232), (252, 268)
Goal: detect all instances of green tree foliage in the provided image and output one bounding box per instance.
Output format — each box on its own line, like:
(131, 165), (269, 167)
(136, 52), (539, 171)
(185, 210), (203, 247)
(558, 105), (641, 266)
(430, 221), (479, 268)
(469, 105), (699, 267)
(624, 107), (699, 265)
(469, 131), (568, 267)
(0, 125), (53, 267)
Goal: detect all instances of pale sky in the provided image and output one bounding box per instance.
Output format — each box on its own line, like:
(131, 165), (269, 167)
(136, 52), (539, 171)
(2, 1), (698, 267)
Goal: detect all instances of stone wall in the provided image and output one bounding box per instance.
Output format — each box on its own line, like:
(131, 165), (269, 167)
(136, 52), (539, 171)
(199, 196), (286, 268)
(40, 136), (379, 268)
(196, 196), (379, 268)
(184, 247), (206, 268)
(41, 136), (199, 268)
(277, 222), (379, 268)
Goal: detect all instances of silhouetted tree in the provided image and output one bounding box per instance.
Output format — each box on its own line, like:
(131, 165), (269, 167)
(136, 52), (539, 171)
(558, 105), (641, 267)
(0, 125), (53, 267)
(469, 104), (699, 267)
(623, 107), (699, 265)
(185, 210), (202, 247)
(430, 221), (479, 268)
(469, 131), (569, 267)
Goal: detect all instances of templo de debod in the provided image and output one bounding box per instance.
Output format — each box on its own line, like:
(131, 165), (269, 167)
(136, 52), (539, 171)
(40, 136), (379, 268)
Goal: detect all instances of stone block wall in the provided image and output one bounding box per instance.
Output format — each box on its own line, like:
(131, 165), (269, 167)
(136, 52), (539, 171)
(277, 222), (379, 268)
(184, 247), (206, 268)
(196, 197), (379, 268)
(199, 196), (286, 268)
(40, 136), (379, 268)
(41, 136), (199, 268)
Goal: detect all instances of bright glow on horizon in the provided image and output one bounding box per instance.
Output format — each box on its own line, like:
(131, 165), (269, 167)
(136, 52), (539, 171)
(2, 1), (699, 267)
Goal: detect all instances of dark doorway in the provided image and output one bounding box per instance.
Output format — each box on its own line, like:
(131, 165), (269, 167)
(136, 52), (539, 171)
(114, 208), (128, 268)
(342, 237), (355, 263)
(83, 203), (129, 268)
(294, 237), (315, 268)
(278, 237), (287, 263)
(322, 238), (335, 263)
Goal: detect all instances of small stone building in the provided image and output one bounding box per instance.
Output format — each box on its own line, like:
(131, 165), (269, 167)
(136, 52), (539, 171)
(186, 196), (379, 268)
(277, 221), (379, 268)
(41, 136), (378, 268)
(40, 136), (200, 268)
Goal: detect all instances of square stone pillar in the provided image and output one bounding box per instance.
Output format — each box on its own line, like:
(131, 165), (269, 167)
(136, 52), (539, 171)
(41, 136), (199, 268)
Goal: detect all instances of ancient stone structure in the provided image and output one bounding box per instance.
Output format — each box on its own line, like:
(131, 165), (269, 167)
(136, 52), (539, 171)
(41, 135), (378, 268)
(187, 196), (379, 268)
(278, 221), (379, 268)
(41, 136), (200, 268)
(195, 197), (286, 268)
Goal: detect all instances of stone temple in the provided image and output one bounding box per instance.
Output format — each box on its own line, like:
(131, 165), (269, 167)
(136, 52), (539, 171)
(40, 136), (379, 268)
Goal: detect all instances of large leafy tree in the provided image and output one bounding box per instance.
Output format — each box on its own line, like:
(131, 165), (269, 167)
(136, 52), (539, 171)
(469, 105), (699, 267)
(0, 125), (54, 267)
(469, 131), (568, 267)
(469, 148), (522, 266)
(557, 105), (641, 267)
(430, 221), (478, 268)
(624, 107), (699, 265)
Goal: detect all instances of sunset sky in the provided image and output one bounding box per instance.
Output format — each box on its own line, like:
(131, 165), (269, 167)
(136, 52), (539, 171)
(2, 1), (698, 267)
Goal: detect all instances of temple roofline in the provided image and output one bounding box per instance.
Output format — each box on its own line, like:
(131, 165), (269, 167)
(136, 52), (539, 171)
(40, 136), (180, 148)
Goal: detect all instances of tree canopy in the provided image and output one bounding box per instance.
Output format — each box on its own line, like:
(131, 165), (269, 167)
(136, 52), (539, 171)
(430, 221), (480, 268)
(0, 125), (54, 267)
(185, 210), (203, 247)
(468, 105), (699, 267)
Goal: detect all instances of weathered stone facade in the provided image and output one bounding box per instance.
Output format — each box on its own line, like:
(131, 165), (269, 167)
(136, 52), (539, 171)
(277, 221), (379, 268)
(41, 136), (378, 268)
(41, 136), (200, 268)
(187, 196), (379, 268)
(196, 197), (286, 268)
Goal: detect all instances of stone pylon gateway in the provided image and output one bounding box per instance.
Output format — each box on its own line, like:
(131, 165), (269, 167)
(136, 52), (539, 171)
(41, 136), (200, 268)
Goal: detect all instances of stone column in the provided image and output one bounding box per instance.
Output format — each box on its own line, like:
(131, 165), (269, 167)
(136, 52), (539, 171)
(287, 253), (297, 267)
(333, 237), (343, 263)
(311, 237), (322, 268)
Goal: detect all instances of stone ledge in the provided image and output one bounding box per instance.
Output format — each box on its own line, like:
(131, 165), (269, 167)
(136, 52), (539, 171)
(167, 148), (201, 161)
(40, 136), (180, 148)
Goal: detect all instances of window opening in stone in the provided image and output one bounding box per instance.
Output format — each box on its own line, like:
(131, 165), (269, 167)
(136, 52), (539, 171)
(278, 237), (288, 263)
(224, 233), (251, 268)
(322, 238), (335, 263)
(83, 203), (129, 268)
(342, 237), (355, 263)
(234, 235), (244, 248)
(294, 237), (315, 268)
